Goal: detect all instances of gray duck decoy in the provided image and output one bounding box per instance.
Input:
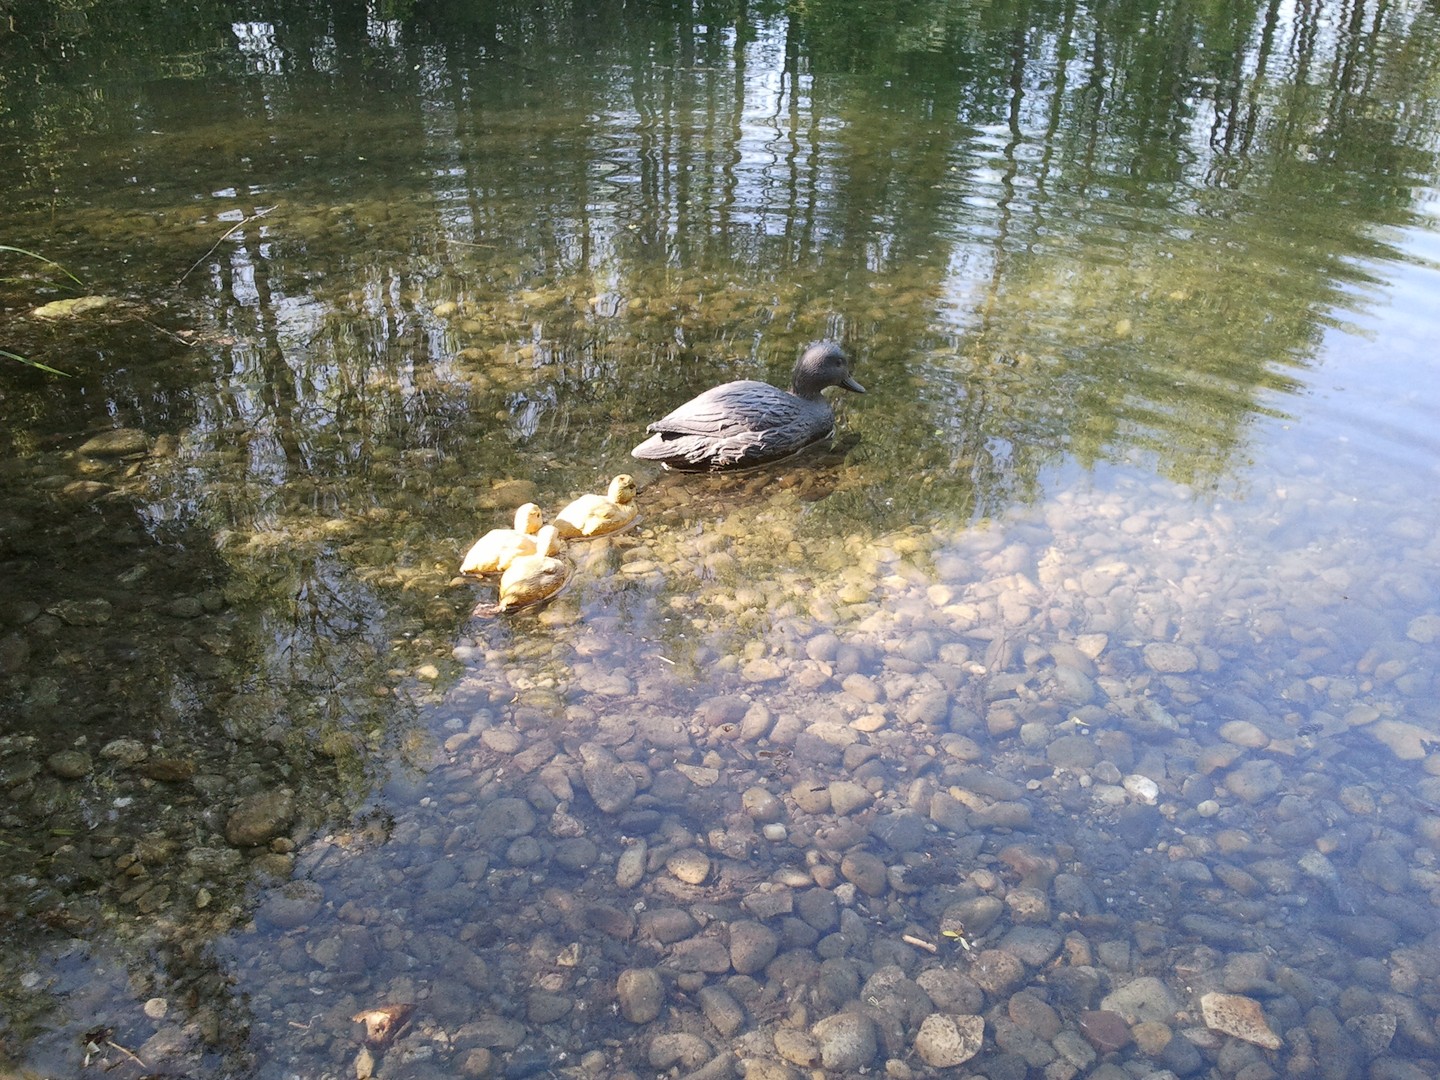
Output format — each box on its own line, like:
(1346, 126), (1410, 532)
(631, 341), (865, 471)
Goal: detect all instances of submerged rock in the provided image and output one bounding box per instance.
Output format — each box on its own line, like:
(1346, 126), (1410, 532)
(1344, 1012), (1396, 1056)
(31, 295), (118, 320)
(616, 968), (665, 1023)
(1078, 1010), (1132, 1054)
(47, 749), (93, 779)
(579, 743), (637, 813)
(1142, 642), (1198, 673)
(1223, 759), (1283, 803)
(224, 789), (295, 847)
(1102, 976), (1179, 1024)
(811, 1012), (878, 1071)
(76, 428), (150, 457)
(914, 1013), (984, 1067)
(1199, 991), (1282, 1050)
(258, 880), (324, 929)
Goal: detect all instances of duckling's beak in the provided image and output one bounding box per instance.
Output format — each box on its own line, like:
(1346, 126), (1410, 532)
(840, 375), (866, 393)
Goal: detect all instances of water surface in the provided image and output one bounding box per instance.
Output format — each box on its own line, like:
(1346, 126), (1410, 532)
(2, 1), (1439, 1077)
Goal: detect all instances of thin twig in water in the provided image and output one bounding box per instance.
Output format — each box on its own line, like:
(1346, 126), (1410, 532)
(134, 317), (199, 346)
(104, 1040), (146, 1067)
(177, 206), (276, 284)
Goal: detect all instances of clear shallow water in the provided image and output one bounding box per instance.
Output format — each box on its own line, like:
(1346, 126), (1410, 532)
(2, 1), (1440, 1077)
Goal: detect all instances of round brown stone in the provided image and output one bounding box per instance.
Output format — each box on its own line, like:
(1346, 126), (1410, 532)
(1078, 1010), (1132, 1054)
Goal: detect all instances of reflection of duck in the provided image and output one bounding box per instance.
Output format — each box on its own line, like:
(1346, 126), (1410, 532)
(459, 503), (542, 575)
(553, 475), (638, 539)
(496, 526), (570, 612)
(631, 341), (865, 471)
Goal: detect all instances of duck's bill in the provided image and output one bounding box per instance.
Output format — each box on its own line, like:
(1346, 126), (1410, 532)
(841, 376), (866, 393)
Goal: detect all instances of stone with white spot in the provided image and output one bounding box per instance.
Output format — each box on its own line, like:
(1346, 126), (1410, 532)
(914, 1014), (984, 1067)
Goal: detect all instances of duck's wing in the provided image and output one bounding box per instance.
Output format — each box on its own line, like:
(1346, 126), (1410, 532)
(642, 381), (798, 438)
(460, 528), (534, 575)
(554, 493), (619, 537)
(632, 428), (769, 468)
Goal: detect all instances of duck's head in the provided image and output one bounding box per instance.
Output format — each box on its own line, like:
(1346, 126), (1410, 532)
(607, 474), (637, 503)
(513, 502), (543, 534)
(791, 341), (865, 399)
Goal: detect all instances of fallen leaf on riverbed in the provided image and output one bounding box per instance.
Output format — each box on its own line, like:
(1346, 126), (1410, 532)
(351, 1003), (414, 1048)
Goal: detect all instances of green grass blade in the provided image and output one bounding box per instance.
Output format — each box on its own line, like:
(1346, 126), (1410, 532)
(0, 244), (85, 287)
(0, 347), (73, 377)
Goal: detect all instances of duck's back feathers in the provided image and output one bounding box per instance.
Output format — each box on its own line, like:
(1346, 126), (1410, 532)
(459, 503), (542, 575)
(492, 526), (571, 613)
(639, 380), (785, 437)
(553, 475), (639, 538)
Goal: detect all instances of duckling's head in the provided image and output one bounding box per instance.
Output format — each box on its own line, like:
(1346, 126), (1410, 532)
(533, 524), (564, 557)
(513, 502), (543, 534)
(608, 474), (637, 504)
(791, 341), (865, 399)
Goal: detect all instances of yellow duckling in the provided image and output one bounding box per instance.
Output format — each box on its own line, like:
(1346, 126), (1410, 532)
(459, 503), (542, 576)
(495, 525), (571, 612)
(553, 474), (639, 539)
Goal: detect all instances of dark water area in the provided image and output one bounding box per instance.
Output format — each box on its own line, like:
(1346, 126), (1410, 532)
(2, 0), (1440, 1077)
